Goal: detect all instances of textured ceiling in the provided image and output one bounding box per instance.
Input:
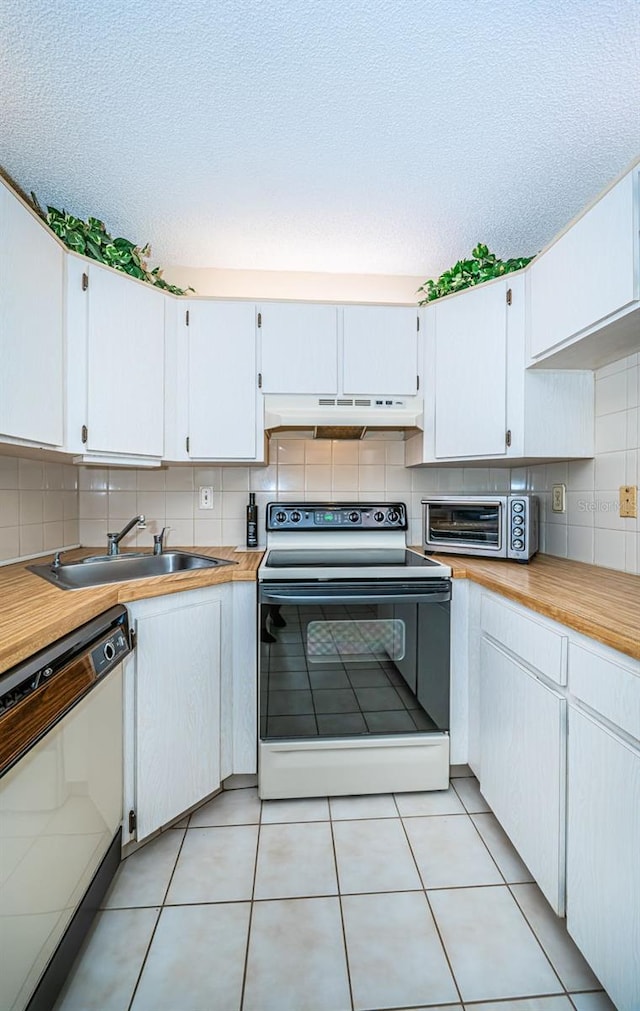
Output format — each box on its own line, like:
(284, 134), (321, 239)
(1, 0), (639, 278)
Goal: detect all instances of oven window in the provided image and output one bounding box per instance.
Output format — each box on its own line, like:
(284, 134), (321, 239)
(307, 618), (405, 664)
(260, 600), (448, 741)
(428, 503), (500, 545)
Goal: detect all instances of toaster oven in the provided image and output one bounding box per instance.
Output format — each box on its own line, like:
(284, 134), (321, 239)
(422, 494), (539, 561)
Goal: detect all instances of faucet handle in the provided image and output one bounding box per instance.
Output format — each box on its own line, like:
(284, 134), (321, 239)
(153, 527), (167, 555)
(51, 550), (63, 569)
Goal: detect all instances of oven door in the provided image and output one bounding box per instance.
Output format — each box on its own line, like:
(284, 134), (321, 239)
(423, 498), (507, 556)
(258, 579), (451, 799)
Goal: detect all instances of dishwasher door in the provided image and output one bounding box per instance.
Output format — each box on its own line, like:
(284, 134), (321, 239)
(0, 665), (123, 1011)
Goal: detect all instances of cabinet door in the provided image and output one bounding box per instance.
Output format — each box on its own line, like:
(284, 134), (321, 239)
(134, 597), (221, 840)
(567, 707), (640, 1011)
(433, 281), (508, 459)
(188, 300), (257, 458)
(480, 637), (566, 913)
(529, 170), (638, 359)
(86, 264), (165, 457)
(342, 306), (418, 395)
(0, 183), (64, 445)
(260, 303), (338, 393)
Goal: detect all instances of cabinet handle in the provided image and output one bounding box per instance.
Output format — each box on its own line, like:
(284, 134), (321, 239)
(506, 288), (513, 306)
(81, 424), (88, 444)
(186, 436), (190, 453)
(257, 312), (262, 328)
(506, 429), (512, 447)
(258, 373), (263, 389)
(185, 310), (190, 326)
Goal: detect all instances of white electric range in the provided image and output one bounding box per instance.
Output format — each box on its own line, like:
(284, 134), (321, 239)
(257, 501), (452, 799)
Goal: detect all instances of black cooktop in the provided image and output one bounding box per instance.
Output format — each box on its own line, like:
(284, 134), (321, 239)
(265, 549), (440, 568)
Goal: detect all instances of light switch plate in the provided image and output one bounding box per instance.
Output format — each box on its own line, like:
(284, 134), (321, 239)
(619, 485), (638, 518)
(198, 486), (214, 510)
(551, 483), (566, 513)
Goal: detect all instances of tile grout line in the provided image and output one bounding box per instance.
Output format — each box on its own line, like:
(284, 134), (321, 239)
(505, 879), (575, 1000)
(395, 802), (465, 1008)
(238, 798), (263, 1011)
(125, 822), (190, 1011)
(328, 802), (356, 1011)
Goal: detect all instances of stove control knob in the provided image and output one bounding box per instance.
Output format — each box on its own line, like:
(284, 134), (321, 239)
(374, 511), (385, 523)
(275, 511), (287, 524)
(290, 510), (302, 523)
(348, 511), (360, 523)
(387, 509), (400, 524)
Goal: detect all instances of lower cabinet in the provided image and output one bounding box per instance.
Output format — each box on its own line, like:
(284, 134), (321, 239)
(566, 706), (640, 1011)
(480, 636), (566, 913)
(123, 582), (257, 844)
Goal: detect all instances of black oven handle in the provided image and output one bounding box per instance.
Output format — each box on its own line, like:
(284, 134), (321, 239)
(260, 581), (451, 606)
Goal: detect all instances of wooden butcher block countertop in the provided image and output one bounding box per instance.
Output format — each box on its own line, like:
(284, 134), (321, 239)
(0, 547), (263, 674)
(424, 551), (640, 661)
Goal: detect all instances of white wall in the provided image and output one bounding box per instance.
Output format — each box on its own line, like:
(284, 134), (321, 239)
(512, 352), (639, 574)
(0, 457), (79, 562)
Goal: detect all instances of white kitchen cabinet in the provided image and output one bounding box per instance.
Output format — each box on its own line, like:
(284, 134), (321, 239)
(164, 298), (264, 462)
(406, 274), (594, 465)
(65, 257), (165, 463)
(342, 305), (419, 395)
(0, 179), (64, 447)
(528, 164), (640, 369)
(259, 302), (339, 394)
(480, 635), (566, 913)
(566, 706), (640, 1011)
(123, 582), (257, 844)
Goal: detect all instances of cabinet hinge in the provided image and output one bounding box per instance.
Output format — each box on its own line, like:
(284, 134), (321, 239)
(186, 436), (190, 453)
(506, 429), (512, 447)
(506, 287), (513, 306)
(185, 310), (190, 326)
(129, 627), (136, 650)
(416, 375), (420, 391)
(416, 316), (420, 331)
(128, 809), (137, 834)
(81, 272), (89, 291)
(81, 424), (88, 444)
(258, 372), (263, 389)
(257, 312), (262, 328)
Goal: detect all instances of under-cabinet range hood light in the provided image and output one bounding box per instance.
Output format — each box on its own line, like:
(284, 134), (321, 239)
(264, 395), (423, 439)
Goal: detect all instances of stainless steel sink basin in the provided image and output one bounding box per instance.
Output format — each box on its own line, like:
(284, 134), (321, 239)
(28, 551), (236, 590)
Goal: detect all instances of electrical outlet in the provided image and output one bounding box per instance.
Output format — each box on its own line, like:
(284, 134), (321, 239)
(198, 486), (214, 510)
(619, 485), (637, 518)
(551, 483), (566, 513)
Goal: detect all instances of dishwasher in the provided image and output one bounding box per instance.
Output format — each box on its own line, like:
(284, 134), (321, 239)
(0, 605), (132, 1011)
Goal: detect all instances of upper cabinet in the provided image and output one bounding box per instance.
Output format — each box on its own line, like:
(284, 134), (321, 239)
(164, 298), (264, 463)
(0, 180), (64, 448)
(259, 302), (339, 394)
(528, 164), (640, 369)
(406, 275), (594, 466)
(65, 258), (166, 464)
(342, 306), (419, 395)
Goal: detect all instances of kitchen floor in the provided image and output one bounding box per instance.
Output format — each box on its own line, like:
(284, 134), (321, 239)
(55, 771), (614, 1011)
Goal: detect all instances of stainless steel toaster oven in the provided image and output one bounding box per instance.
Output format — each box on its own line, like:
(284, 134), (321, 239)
(422, 494), (539, 561)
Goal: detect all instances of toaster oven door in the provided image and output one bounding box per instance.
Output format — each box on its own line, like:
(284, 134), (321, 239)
(424, 499), (506, 555)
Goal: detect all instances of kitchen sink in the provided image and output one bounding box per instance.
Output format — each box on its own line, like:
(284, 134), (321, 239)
(28, 551), (236, 590)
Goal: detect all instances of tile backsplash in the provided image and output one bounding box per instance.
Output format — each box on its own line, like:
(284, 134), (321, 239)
(512, 352), (639, 575)
(1, 354), (637, 574)
(0, 457), (79, 562)
(77, 439), (511, 552)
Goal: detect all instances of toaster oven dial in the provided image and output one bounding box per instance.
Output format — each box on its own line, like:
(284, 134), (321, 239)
(513, 515), (524, 526)
(512, 501), (524, 513)
(512, 538), (524, 550)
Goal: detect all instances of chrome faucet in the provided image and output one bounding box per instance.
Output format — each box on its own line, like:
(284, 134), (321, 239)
(153, 527), (167, 555)
(107, 515), (146, 556)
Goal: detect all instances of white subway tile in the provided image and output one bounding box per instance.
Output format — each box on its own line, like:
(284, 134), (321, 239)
(595, 412), (627, 454)
(108, 491), (138, 519)
(624, 531), (639, 574)
(594, 491), (627, 532)
(306, 466), (332, 491)
(18, 459), (44, 490)
(566, 492), (595, 528)
(305, 441), (332, 465)
(221, 491), (247, 518)
(546, 461), (569, 485)
(332, 442), (359, 466)
(0, 526), (20, 560)
(194, 518), (223, 546)
(545, 522), (568, 558)
(164, 466), (194, 491)
(277, 466), (305, 492)
(359, 466), (385, 490)
(165, 519), (194, 547)
(165, 492), (195, 519)
(63, 520), (80, 546)
(568, 459), (595, 491)
(385, 441), (405, 466)
(358, 442), (386, 466)
(567, 525), (595, 564)
(194, 467), (222, 487)
(385, 467), (412, 492)
(410, 468), (439, 492)
(250, 466), (278, 492)
(510, 468), (527, 492)
(437, 469), (465, 492)
(136, 491), (166, 518)
(19, 491), (44, 525)
(19, 524), (43, 557)
(627, 366), (639, 410)
(137, 469), (166, 491)
(221, 517), (245, 547)
(44, 463), (64, 490)
(463, 468), (490, 492)
(63, 490), (79, 521)
(108, 468), (137, 491)
(627, 408), (639, 450)
(221, 467), (250, 492)
(594, 452), (626, 491)
(43, 491), (65, 524)
(332, 466), (359, 492)
(594, 528), (626, 570)
(63, 465), (78, 491)
(0, 491), (20, 528)
(595, 356), (633, 379)
(43, 521), (65, 551)
(0, 456), (18, 490)
(595, 369), (627, 416)
(79, 466), (107, 491)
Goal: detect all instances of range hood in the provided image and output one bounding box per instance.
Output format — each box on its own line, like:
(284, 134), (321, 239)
(264, 394), (423, 439)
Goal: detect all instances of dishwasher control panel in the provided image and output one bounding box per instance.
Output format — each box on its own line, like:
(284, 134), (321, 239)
(91, 627), (130, 676)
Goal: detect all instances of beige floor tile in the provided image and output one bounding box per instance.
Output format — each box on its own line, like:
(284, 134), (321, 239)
(54, 907), (160, 1010)
(189, 786), (261, 827)
(243, 897), (351, 1011)
(395, 787), (465, 817)
(261, 796), (330, 823)
(428, 885), (562, 1002)
(568, 993), (616, 1011)
(451, 776), (492, 813)
(511, 883), (601, 992)
(333, 818), (422, 894)
(404, 815), (503, 888)
(166, 825), (258, 903)
(470, 999), (573, 1010)
(102, 829), (185, 908)
(254, 821), (337, 899)
(329, 793), (398, 819)
(130, 903), (250, 1011)
(342, 891), (458, 1010)
(471, 813), (534, 883)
